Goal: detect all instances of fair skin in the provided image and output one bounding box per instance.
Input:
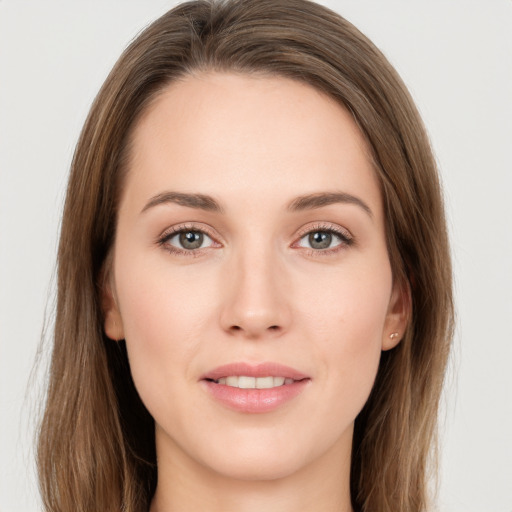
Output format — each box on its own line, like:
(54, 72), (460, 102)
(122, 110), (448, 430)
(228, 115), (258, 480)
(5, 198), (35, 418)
(104, 73), (408, 512)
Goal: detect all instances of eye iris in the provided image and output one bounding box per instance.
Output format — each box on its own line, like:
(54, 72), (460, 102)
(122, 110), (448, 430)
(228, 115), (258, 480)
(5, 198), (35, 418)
(309, 231), (332, 249)
(179, 231), (203, 249)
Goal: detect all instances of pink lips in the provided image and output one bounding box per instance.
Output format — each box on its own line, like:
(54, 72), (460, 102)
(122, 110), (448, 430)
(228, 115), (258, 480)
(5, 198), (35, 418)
(200, 362), (311, 413)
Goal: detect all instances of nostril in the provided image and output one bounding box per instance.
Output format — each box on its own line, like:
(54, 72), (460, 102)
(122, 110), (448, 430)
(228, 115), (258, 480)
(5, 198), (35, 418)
(228, 324), (281, 334)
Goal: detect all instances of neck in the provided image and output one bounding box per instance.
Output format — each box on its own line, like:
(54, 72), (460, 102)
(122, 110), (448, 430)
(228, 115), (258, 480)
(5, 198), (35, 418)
(149, 426), (354, 512)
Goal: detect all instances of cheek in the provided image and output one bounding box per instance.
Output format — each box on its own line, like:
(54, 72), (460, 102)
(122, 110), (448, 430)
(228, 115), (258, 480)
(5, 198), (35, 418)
(113, 253), (215, 412)
(300, 260), (392, 347)
(297, 261), (392, 412)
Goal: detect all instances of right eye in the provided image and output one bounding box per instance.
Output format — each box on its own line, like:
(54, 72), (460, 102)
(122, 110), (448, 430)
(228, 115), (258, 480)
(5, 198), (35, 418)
(163, 229), (215, 251)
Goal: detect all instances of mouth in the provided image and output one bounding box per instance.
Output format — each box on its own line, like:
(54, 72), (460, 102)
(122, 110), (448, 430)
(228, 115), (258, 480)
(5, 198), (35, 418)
(205, 375), (304, 388)
(200, 362), (311, 413)
(200, 361), (310, 384)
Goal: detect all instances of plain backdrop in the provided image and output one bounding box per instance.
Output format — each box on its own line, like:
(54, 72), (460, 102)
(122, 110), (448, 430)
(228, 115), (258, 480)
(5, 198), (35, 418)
(1, 1), (511, 511)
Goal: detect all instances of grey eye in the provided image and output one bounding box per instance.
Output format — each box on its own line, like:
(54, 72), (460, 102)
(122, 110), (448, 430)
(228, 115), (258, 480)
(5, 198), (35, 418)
(299, 230), (343, 250)
(169, 230), (213, 250)
(309, 231), (332, 249)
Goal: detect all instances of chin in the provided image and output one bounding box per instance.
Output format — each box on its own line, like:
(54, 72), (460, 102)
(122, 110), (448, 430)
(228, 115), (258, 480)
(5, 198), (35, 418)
(191, 425), (334, 483)
(205, 451), (306, 482)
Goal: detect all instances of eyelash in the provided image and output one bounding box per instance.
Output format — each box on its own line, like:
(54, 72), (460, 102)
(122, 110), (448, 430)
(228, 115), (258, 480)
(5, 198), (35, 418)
(157, 222), (354, 257)
(157, 223), (220, 257)
(293, 223), (354, 257)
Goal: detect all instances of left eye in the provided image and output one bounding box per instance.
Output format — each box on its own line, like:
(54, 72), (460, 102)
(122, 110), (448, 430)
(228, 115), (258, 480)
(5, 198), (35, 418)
(166, 230), (214, 250)
(298, 230), (344, 250)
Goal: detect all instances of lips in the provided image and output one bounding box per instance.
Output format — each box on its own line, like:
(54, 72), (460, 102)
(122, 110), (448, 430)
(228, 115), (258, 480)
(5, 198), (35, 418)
(200, 362), (311, 413)
(215, 375), (294, 388)
(200, 362), (310, 382)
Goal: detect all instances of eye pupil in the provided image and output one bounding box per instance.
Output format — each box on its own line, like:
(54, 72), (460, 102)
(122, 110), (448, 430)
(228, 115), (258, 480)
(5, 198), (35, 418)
(309, 231), (332, 249)
(179, 231), (203, 249)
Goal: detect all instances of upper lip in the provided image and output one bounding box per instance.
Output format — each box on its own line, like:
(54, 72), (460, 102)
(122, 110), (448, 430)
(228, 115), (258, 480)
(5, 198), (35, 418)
(200, 362), (310, 381)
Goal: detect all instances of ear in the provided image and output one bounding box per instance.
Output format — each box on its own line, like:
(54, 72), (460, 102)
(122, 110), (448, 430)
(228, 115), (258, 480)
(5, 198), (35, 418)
(382, 277), (411, 351)
(101, 272), (125, 342)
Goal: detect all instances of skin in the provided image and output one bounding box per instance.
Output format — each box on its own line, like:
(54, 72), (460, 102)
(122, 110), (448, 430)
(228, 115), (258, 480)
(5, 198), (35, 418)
(104, 73), (408, 512)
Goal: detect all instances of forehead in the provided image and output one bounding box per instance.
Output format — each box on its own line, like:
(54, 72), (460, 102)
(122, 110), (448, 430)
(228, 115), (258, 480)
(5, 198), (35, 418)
(123, 72), (382, 216)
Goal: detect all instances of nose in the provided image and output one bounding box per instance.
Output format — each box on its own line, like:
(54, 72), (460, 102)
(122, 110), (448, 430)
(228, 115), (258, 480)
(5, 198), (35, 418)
(219, 245), (291, 339)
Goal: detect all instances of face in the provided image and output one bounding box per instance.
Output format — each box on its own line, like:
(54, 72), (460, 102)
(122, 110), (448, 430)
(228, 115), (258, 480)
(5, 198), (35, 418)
(104, 73), (407, 482)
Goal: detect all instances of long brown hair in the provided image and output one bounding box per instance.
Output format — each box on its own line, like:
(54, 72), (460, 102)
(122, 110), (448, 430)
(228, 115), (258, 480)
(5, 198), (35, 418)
(37, 1), (454, 510)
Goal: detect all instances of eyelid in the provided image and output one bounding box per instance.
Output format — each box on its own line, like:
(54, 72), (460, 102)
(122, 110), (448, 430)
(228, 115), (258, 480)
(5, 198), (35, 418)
(291, 222), (354, 254)
(157, 222), (223, 254)
(294, 222), (353, 242)
(158, 222), (219, 241)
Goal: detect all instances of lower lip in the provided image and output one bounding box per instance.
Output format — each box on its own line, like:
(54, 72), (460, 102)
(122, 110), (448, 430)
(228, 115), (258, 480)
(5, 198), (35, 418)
(201, 379), (310, 413)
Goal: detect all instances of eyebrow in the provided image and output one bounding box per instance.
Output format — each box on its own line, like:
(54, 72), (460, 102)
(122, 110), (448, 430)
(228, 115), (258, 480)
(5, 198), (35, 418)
(287, 192), (373, 218)
(141, 191), (223, 214)
(141, 190), (372, 218)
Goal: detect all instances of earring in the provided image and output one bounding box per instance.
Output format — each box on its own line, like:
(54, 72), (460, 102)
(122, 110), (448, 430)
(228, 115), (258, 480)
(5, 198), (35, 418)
(389, 332), (399, 340)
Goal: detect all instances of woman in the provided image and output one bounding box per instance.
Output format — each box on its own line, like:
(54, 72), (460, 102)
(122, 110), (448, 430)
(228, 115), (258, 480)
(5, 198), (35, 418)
(37, 0), (454, 511)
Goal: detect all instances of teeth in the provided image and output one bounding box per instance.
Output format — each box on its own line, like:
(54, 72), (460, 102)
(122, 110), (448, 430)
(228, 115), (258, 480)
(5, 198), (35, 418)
(258, 376), (278, 388)
(238, 376), (256, 389)
(271, 377), (285, 387)
(225, 376), (238, 387)
(215, 376), (295, 389)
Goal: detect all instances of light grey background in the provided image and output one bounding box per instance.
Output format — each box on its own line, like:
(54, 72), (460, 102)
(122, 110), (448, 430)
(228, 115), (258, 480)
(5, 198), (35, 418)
(1, 1), (511, 511)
